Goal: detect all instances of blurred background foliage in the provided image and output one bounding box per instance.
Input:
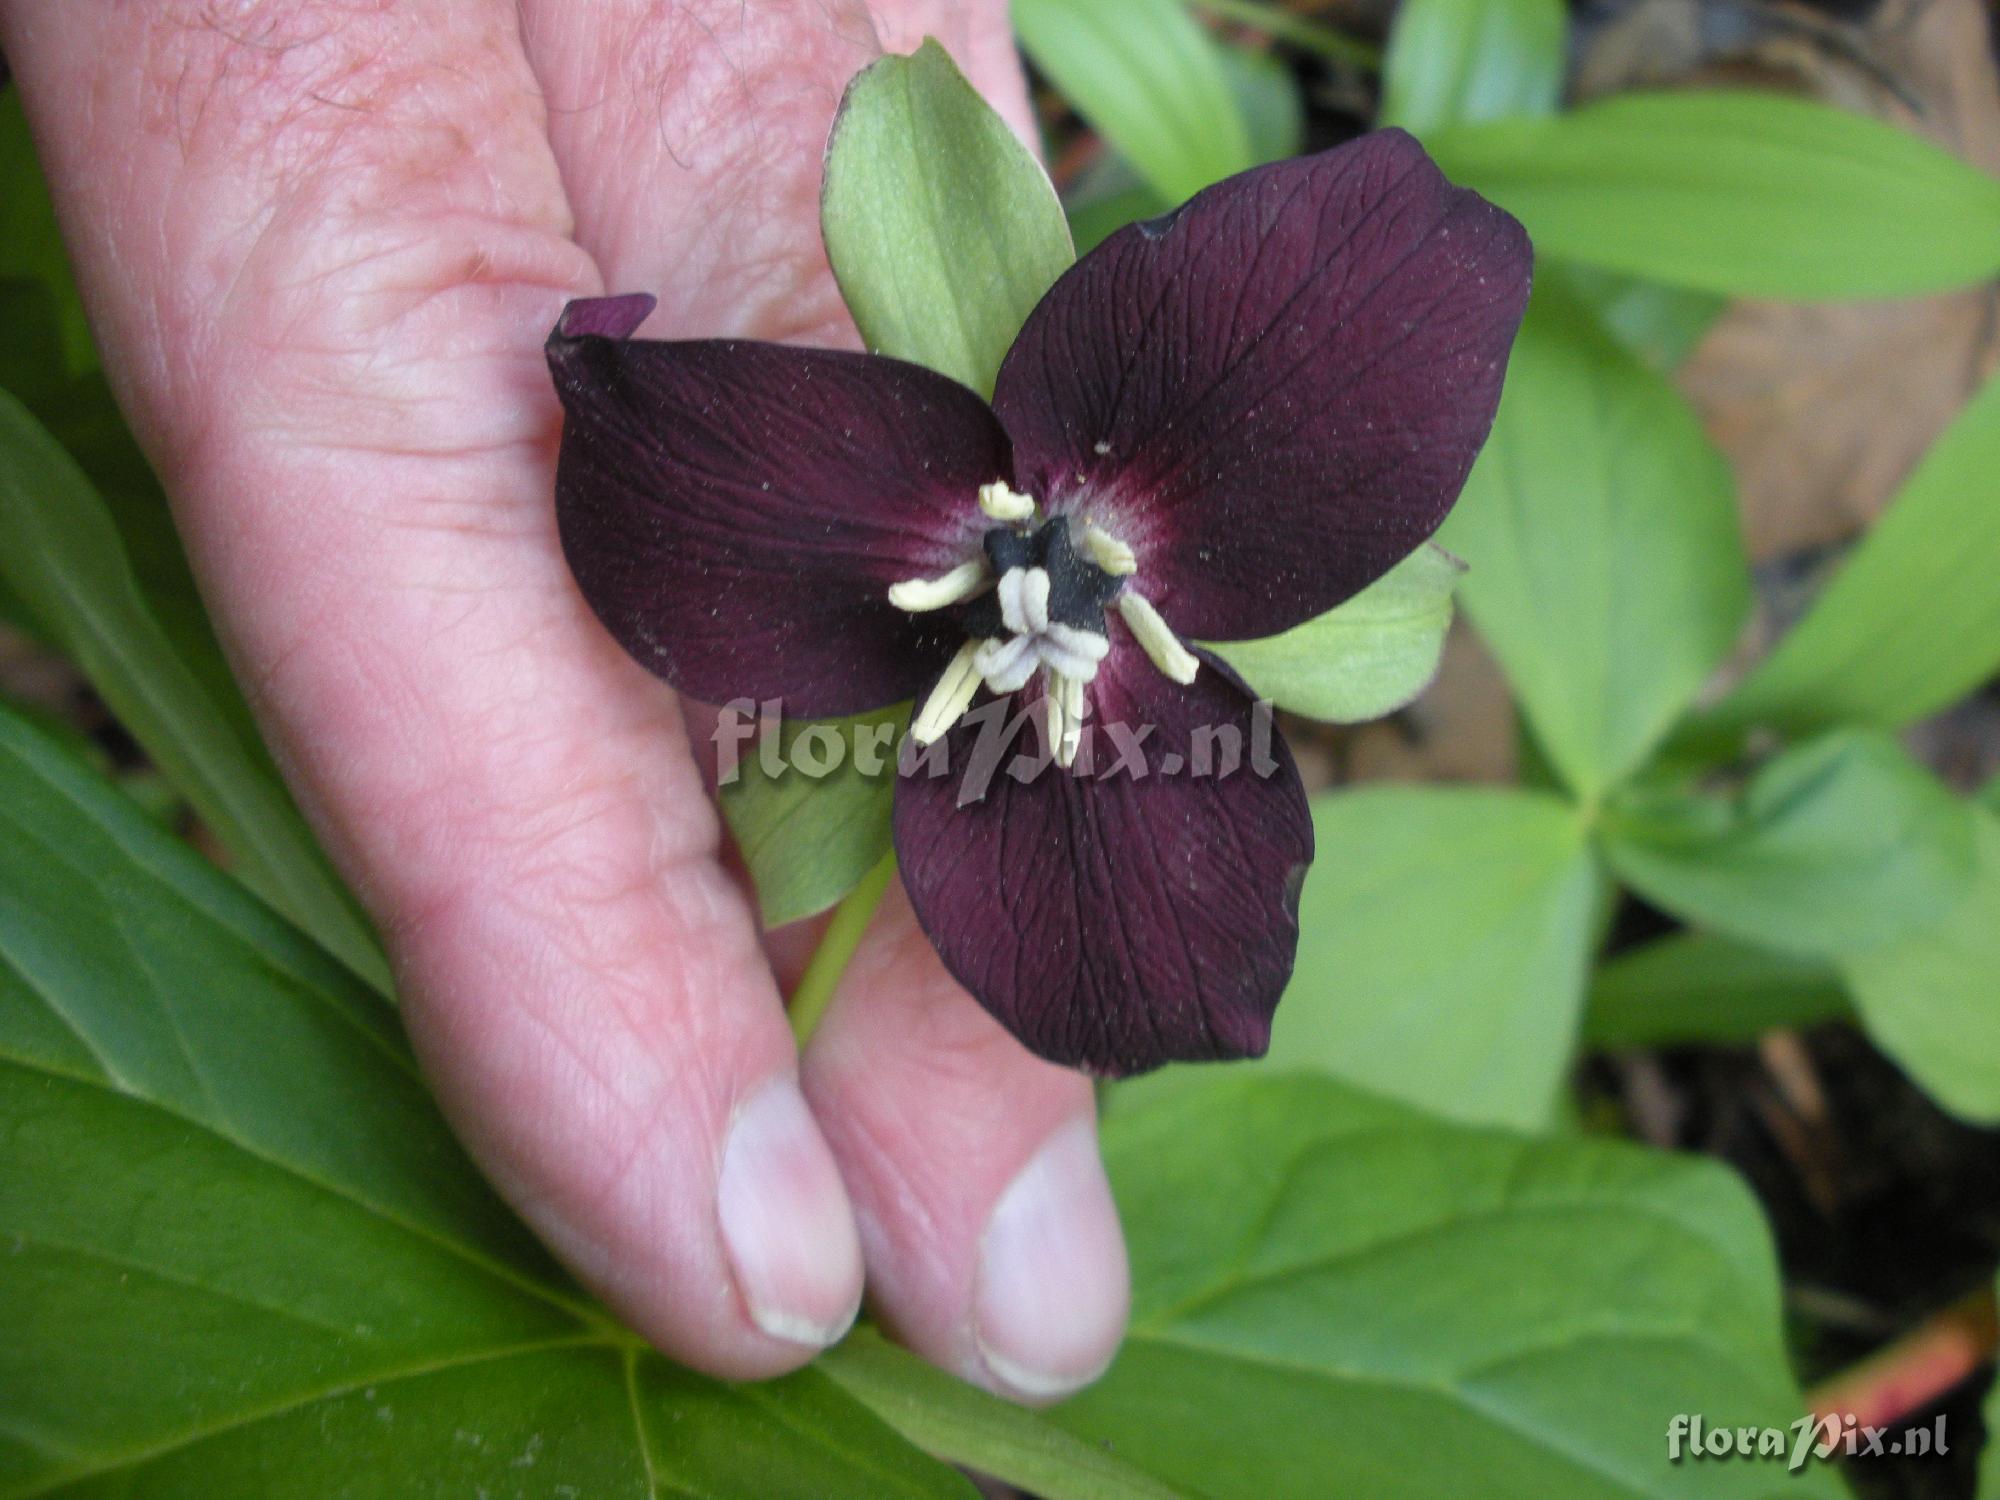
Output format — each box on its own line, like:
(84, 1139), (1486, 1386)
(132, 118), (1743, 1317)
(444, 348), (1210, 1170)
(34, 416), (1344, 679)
(5, 1), (2000, 1496)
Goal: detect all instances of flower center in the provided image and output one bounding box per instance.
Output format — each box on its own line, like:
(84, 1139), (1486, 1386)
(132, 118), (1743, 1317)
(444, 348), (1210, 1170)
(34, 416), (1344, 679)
(888, 481), (1200, 766)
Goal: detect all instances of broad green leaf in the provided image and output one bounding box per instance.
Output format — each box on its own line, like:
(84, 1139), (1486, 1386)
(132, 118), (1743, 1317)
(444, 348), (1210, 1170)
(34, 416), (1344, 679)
(1013, 0), (1255, 203)
(1377, 0), (1728, 384)
(1585, 931), (1851, 1048)
(0, 703), (971, 1499)
(1190, 0), (1380, 67)
(1059, 158), (1184, 262)
(1841, 807), (2000, 1124)
(30, 370), (269, 756)
(1380, 0), (1566, 133)
(1702, 366), (2000, 736)
(0, 548), (31, 639)
(1438, 282), (1752, 798)
(1216, 41), (1305, 164)
(1429, 91), (2000, 299)
(1603, 730), (1975, 961)
(1065, 156), (1165, 255)
(0, 89), (93, 374)
(1061, 37), (1301, 255)
(719, 704), (905, 927)
(0, 389), (385, 989)
(0, 278), (68, 411)
(823, 1331), (1180, 1500)
(1558, 264), (1726, 375)
(1204, 542), (1462, 723)
(1056, 1072), (1840, 1499)
(1270, 785), (1596, 1130)
(0, 282), (69, 635)
(824, 39), (1075, 398)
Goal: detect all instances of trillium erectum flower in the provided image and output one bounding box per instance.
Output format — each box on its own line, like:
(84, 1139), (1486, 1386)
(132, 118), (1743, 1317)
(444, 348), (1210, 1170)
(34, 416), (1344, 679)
(546, 129), (1531, 1075)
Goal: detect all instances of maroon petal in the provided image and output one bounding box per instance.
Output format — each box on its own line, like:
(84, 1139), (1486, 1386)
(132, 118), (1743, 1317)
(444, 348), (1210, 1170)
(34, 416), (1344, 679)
(892, 649), (1312, 1074)
(548, 296), (1012, 715)
(993, 130), (1532, 642)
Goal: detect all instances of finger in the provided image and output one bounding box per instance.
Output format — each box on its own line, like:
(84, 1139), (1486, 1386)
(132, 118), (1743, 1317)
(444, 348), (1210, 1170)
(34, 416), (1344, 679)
(0, 0), (860, 1376)
(802, 886), (1129, 1401)
(512, 0), (1120, 1400)
(516, 0), (1034, 347)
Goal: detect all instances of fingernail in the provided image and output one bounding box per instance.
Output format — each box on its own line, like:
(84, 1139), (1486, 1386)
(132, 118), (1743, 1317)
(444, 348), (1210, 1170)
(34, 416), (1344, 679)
(973, 1117), (1130, 1401)
(717, 1075), (864, 1349)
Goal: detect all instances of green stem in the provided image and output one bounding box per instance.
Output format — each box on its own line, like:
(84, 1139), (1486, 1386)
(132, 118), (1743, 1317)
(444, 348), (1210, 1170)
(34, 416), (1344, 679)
(1190, 0), (1382, 68)
(789, 849), (898, 1047)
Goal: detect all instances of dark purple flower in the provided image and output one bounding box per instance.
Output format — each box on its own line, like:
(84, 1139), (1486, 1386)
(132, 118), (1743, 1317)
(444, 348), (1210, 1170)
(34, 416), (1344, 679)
(545, 129), (1531, 1075)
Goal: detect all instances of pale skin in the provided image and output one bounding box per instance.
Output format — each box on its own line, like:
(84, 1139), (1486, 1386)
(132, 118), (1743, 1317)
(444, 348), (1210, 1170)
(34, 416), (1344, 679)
(1, 0), (1128, 1397)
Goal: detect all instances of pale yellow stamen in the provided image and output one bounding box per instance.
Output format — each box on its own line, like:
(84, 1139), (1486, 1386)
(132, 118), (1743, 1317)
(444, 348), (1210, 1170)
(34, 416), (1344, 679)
(979, 480), (1037, 523)
(888, 560), (985, 613)
(1045, 672), (1076, 768)
(1055, 672), (1086, 767)
(1117, 592), (1199, 685)
(911, 640), (986, 744)
(1083, 523), (1137, 577)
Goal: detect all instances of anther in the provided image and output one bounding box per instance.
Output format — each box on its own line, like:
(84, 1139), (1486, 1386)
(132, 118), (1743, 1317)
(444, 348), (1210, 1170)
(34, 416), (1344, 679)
(1118, 592), (1199, 684)
(1046, 673), (1078, 768)
(889, 560), (986, 613)
(1059, 672), (1086, 766)
(911, 640), (987, 744)
(1082, 523), (1137, 577)
(979, 480), (1037, 523)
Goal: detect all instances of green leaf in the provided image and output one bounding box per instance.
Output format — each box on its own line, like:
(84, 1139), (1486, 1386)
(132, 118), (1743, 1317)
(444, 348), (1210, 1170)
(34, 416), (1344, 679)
(0, 702), (972, 1499)
(1702, 365), (2000, 736)
(1438, 281), (1752, 799)
(1841, 806), (2000, 1124)
(0, 277), (69, 411)
(1056, 1072), (1841, 1499)
(824, 39), (1074, 399)
(1557, 264), (1727, 375)
(31, 370), (270, 756)
(1380, 0), (1566, 133)
(1189, 0), (1381, 67)
(1270, 785), (1597, 1130)
(1204, 543), (1462, 723)
(719, 705), (905, 927)
(1064, 161), (1166, 256)
(1060, 42), (1297, 257)
(0, 389), (385, 989)
(0, 89), (94, 375)
(1585, 931), (1852, 1049)
(0, 281), (71, 636)
(1429, 91), (2000, 299)
(1216, 41), (1305, 164)
(1603, 730), (1976, 962)
(1014, 0), (1255, 203)
(823, 1330), (1180, 1500)
(1377, 0), (1727, 385)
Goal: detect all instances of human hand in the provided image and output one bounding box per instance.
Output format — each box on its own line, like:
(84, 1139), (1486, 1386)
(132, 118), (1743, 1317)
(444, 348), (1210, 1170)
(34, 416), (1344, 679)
(0, 0), (1128, 1397)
